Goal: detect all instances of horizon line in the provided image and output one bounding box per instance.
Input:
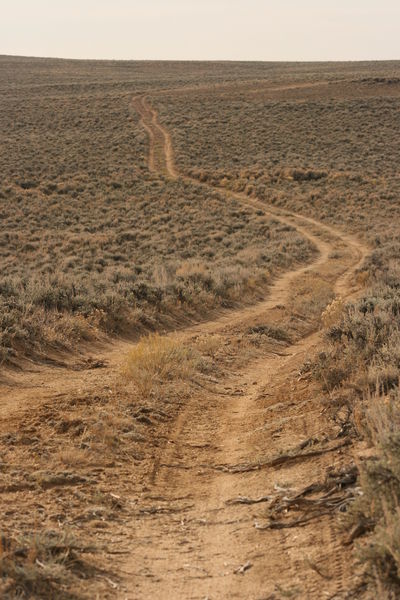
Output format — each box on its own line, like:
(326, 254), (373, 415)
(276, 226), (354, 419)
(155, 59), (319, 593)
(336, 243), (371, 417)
(2, 53), (400, 64)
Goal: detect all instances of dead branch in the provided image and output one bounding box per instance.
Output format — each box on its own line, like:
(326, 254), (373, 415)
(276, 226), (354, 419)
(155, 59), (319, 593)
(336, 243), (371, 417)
(255, 511), (330, 530)
(225, 495), (271, 506)
(210, 438), (351, 474)
(137, 504), (194, 516)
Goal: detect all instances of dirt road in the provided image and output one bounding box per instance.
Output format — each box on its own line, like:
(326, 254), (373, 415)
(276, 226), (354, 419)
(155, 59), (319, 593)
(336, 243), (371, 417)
(117, 95), (369, 598)
(1, 94), (365, 424)
(0, 87), (369, 600)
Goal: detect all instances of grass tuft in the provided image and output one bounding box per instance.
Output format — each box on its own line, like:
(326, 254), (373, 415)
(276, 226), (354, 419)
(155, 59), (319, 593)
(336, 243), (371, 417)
(0, 530), (95, 599)
(123, 333), (197, 396)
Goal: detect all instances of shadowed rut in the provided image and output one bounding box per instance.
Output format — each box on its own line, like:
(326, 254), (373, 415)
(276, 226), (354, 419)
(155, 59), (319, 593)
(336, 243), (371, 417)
(119, 94), (370, 598)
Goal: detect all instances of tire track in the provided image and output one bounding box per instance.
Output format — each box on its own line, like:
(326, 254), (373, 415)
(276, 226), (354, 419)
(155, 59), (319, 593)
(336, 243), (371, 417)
(132, 94), (367, 302)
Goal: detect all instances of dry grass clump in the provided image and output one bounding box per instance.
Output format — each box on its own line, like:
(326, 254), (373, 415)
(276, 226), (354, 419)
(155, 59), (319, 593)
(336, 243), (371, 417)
(0, 530), (94, 599)
(289, 273), (335, 324)
(321, 297), (345, 328)
(123, 333), (197, 396)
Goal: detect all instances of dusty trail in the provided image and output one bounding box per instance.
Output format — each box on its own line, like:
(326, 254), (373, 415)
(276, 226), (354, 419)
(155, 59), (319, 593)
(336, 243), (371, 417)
(0, 86), (370, 599)
(1, 93), (365, 423)
(132, 95), (367, 288)
(117, 96), (370, 598)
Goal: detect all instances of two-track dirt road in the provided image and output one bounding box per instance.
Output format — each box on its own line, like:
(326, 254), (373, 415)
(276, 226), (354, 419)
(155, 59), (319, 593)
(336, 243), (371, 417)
(116, 95), (369, 598)
(0, 85), (369, 600)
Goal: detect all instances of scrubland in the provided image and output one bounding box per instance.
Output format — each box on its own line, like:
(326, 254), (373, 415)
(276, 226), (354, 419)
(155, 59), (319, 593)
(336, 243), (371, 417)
(0, 57), (314, 362)
(0, 57), (319, 598)
(2, 56), (400, 597)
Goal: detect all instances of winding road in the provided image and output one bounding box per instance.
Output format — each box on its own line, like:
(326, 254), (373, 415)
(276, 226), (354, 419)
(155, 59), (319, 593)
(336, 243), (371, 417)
(0, 88), (370, 600)
(118, 94), (369, 598)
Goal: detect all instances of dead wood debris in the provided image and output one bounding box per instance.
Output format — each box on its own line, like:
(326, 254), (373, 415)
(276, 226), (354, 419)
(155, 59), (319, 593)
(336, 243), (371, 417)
(254, 464), (359, 530)
(190, 378), (244, 396)
(226, 495), (271, 506)
(234, 560), (253, 574)
(137, 504), (195, 516)
(210, 438), (351, 474)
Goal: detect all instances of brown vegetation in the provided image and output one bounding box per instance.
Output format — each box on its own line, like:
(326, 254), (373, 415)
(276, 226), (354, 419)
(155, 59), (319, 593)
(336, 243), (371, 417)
(0, 57), (316, 362)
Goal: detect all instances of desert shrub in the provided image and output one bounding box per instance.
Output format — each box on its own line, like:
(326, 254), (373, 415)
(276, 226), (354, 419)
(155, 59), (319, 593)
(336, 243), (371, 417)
(316, 286), (400, 393)
(317, 270), (400, 595)
(344, 390), (400, 596)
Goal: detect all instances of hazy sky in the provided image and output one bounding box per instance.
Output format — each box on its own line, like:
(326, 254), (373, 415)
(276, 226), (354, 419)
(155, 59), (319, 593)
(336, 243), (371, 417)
(2, 0), (400, 61)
